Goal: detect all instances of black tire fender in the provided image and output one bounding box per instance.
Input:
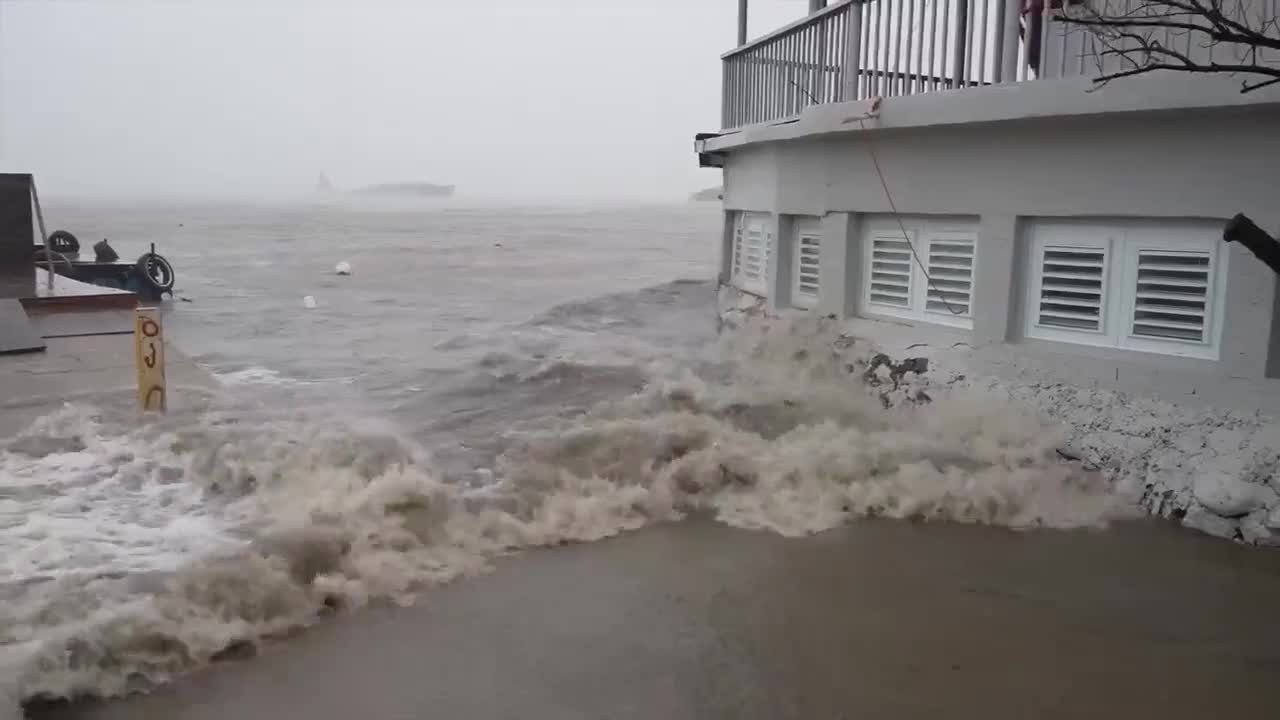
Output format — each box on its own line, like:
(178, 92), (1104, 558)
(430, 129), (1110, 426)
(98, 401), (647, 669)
(136, 252), (176, 293)
(48, 230), (80, 254)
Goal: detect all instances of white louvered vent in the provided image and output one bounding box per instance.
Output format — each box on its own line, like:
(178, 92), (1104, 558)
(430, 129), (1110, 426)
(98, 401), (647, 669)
(869, 233), (912, 308)
(736, 218), (768, 292)
(1132, 249), (1210, 343)
(925, 235), (975, 316)
(742, 226), (765, 282)
(732, 220), (744, 279)
(793, 233), (821, 308)
(1037, 246), (1107, 331)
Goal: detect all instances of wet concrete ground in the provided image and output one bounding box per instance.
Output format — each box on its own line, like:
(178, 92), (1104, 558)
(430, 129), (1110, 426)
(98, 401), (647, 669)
(33, 518), (1280, 719)
(0, 329), (215, 438)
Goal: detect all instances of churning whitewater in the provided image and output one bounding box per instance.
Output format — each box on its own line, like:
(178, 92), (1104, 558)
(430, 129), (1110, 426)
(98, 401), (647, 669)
(1, 305), (1128, 716)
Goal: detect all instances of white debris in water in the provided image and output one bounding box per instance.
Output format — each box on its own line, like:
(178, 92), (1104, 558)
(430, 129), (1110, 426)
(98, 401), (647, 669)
(303, 295), (317, 309)
(334, 261), (352, 276)
(1182, 504), (1242, 539)
(1194, 469), (1275, 517)
(1240, 508), (1280, 546)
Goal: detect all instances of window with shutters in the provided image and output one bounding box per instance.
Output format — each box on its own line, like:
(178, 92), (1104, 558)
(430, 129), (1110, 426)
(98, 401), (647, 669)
(1024, 221), (1226, 359)
(860, 217), (978, 329)
(731, 212), (771, 296)
(925, 232), (976, 318)
(791, 219), (822, 309)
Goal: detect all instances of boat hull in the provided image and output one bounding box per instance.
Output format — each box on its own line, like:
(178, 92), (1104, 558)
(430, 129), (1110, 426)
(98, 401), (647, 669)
(55, 261), (171, 303)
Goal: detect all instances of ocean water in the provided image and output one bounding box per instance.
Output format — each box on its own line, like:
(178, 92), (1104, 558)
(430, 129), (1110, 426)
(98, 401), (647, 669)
(0, 200), (1127, 716)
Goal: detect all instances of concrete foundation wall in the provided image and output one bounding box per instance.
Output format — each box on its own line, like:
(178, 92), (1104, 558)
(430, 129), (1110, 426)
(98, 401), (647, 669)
(719, 104), (1280, 410)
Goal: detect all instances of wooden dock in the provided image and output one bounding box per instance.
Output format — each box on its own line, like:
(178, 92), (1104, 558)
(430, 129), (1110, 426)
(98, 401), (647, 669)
(0, 316), (217, 437)
(22, 268), (138, 312)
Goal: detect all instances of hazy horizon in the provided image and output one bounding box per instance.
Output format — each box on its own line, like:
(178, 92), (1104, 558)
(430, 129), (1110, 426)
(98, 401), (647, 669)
(0, 0), (808, 203)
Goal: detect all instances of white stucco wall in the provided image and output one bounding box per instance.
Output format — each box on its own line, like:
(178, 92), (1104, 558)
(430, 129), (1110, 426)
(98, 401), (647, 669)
(721, 101), (1280, 386)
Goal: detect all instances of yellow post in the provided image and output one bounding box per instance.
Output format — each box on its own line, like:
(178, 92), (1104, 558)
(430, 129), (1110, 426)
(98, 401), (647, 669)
(134, 307), (167, 412)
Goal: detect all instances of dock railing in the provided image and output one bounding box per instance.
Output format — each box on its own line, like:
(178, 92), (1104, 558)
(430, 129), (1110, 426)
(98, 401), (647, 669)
(721, 0), (1106, 131)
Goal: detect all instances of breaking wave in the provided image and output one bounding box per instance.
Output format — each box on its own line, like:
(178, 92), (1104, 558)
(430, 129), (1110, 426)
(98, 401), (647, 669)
(213, 366), (358, 388)
(1, 315), (1128, 717)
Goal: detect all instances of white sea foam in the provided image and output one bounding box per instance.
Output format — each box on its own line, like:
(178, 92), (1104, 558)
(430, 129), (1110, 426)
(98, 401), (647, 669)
(214, 366), (355, 388)
(0, 317), (1128, 716)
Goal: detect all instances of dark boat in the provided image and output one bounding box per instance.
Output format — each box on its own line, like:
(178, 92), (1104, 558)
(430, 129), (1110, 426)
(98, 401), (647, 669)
(34, 231), (176, 303)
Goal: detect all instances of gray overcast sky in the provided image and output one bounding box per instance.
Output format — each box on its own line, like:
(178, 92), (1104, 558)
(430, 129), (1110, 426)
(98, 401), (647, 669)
(0, 0), (804, 201)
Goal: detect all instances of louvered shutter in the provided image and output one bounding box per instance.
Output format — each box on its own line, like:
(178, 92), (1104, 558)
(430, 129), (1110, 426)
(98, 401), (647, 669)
(925, 233), (975, 317)
(1131, 249), (1211, 343)
(868, 232), (913, 308)
(1037, 245), (1107, 332)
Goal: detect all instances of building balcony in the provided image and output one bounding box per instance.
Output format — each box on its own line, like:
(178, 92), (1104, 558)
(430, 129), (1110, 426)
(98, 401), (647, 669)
(704, 0), (1280, 154)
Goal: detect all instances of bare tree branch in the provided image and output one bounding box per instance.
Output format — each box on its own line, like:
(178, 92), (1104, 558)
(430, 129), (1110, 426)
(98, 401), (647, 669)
(1242, 75), (1280, 90)
(1064, 16), (1280, 50)
(1055, 0), (1280, 91)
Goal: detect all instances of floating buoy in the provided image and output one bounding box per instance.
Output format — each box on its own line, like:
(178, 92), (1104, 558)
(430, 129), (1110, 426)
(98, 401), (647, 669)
(334, 261), (352, 276)
(303, 295), (317, 309)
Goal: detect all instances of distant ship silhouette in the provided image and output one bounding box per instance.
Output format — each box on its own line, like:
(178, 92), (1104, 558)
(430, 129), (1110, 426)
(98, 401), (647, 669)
(316, 173), (454, 198)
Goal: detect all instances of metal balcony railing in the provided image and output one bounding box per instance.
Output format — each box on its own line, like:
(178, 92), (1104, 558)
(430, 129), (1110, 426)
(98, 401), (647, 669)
(721, 0), (1110, 131)
(722, 2), (855, 130)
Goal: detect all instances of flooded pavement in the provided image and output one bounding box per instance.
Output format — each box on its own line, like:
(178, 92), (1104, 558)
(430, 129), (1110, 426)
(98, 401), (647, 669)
(32, 517), (1280, 720)
(12, 202), (1280, 719)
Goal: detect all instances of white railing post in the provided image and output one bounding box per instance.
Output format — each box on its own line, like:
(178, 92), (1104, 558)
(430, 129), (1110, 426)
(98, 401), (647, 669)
(813, 17), (827, 103)
(738, 0), (749, 46)
(997, 0), (1020, 83)
(722, 61), (731, 129)
(1039, 1), (1052, 78)
(843, 3), (862, 100)
(809, 0), (828, 12)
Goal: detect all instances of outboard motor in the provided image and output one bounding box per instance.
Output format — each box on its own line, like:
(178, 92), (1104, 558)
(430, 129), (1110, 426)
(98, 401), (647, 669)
(93, 238), (119, 263)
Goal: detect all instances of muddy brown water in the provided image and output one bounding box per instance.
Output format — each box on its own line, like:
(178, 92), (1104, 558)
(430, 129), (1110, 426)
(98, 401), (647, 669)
(32, 517), (1280, 720)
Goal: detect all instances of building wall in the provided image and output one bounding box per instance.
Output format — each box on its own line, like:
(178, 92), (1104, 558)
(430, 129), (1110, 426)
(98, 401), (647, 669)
(714, 103), (1280, 544)
(720, 104), (1280, 406)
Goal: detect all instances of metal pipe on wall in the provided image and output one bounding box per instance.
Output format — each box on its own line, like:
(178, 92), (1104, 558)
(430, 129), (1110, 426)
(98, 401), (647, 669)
(997, 0), (1020, 83)
(953, 0), (970, 88)
(844, 2), (861, 100)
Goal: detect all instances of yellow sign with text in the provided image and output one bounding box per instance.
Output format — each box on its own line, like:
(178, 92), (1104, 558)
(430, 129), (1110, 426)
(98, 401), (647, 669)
(134, 307), (167, 412)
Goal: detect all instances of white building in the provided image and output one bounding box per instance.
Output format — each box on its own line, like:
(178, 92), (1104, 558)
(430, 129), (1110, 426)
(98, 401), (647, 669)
(697, 0), (1280, 543)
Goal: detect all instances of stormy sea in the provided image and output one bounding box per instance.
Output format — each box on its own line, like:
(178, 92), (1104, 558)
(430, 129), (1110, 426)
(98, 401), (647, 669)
(0, 200), (1167, 717)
